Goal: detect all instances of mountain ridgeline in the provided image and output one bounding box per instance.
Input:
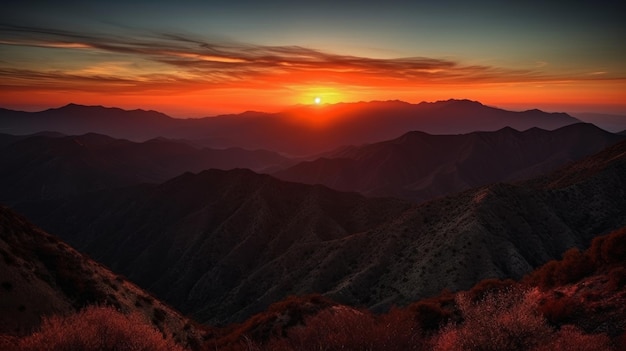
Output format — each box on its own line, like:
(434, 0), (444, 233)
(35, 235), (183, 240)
(0, 132), (291, 205)
(0, 99), (580, 155)
(2, 123), (620, 208)
(274, 123), (625, 202)
(17, 139), (626, 325)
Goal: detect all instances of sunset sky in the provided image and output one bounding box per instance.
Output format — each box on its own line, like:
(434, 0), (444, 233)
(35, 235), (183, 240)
(1, 0), (625, 117)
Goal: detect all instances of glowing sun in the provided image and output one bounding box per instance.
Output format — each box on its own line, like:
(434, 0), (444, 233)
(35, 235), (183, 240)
(314, 97), (321, 104)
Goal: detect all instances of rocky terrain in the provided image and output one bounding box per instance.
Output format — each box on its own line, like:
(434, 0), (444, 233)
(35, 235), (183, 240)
(17, 140), (626, 325)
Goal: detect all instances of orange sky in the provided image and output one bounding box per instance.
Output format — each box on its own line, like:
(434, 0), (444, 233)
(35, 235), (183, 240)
(1, 1), (625, 117)
(2, 74), (624, 117)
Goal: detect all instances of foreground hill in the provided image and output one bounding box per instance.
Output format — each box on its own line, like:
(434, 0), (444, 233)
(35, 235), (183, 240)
(3, 208), (624, 350)
(17, 170), (410, 324)
(274, 123), (624, 202)
(222, 226), (626, 351)
(0, 206), (207, 348)
(0, 132), (291, 205)
(17, 140), (626, 325)
(0, 99), (579, 155)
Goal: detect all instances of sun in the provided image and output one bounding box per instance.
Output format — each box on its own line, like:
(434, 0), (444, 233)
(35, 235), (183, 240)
(314, 97), (321, 105)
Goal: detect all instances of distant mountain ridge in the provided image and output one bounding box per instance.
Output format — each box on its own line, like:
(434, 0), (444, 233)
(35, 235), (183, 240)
(0, 132), (292, 205)
(573, 112), (626, 132)
(274, 123), (625, 202)
(17, 140), (626, 325)
(0, 99), (580, 155)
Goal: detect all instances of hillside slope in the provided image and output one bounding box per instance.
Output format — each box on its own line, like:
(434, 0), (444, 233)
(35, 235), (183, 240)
(17, 170), (410, 324)
(16, 140), (626, 325)
(0, 206), (207, 347)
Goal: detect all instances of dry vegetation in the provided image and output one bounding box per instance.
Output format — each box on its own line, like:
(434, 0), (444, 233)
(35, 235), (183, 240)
(208, 226), (626, 350)
(2, 224), (625, 350)
(10, 306), (184, 351)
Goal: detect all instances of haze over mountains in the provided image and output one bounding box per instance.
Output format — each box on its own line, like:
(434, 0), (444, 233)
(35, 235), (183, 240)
(17, 139), (626, 325)
(0, 99), (580, 155)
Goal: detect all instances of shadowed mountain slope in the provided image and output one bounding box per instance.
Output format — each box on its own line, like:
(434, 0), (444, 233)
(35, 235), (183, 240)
(17, 170), (410, 324)
(274, 123), (625, 202)
(0, 99), (579, 155)
(0, 132), (291, 205)
(0, 206), (207, 347)
(16, 140), (626, 325)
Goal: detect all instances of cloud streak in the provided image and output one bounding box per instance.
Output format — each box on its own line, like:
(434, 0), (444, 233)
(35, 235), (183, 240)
(4, 23), (617, 95)
(1, 22), (625, 119)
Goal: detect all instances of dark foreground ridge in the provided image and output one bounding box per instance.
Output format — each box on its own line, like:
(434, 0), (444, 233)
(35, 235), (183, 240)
(1, 206), (624, 350)
(16, 140), (626, 325)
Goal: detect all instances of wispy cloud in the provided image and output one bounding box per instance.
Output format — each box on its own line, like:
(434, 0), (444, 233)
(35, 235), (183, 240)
(0, 24), (622, 95)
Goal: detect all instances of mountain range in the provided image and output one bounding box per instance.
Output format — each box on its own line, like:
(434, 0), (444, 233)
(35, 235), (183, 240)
(3, 122), (620, 208)
(0, 132), (291, 205)
(2, 98), (625, 349)
(274, 123), (625, 202)
(573, 112), (626, 133)
(0, 99), (580, 155)
(16, 138), (626, 325)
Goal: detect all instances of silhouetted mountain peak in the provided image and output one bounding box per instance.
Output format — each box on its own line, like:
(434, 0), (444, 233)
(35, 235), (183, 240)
(441, 98), (484, 106)
(48, 103), (173, 121)
(275, 123), (624, 202)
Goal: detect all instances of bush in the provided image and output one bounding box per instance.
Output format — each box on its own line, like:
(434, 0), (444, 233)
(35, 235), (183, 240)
(524, 259), (560, 288)
(524, 248), (594, 289)
(589, 227), (626, 266)
(599, 227), (626, 265)
(555, 248), (595, 284)
(434, 288), (552, 351)
(267, 306), (428, 351)
(16, 306), (185, 351)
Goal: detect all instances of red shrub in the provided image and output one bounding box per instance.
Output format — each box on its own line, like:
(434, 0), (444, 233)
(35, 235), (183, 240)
(524, 248), (594, 289)
(600, 227), (626, 265)
(434, 288), (552, 351)
(555, 248), (595, 284)
(266, 306), (428, 351)
(524, 259), (560, 288)
(15, 306), (185, 351)
(589, 227), (626, 267)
